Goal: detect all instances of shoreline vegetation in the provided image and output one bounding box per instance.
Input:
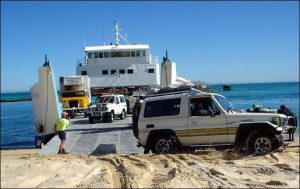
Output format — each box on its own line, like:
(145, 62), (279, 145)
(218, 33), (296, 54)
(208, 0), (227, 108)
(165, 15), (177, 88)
(1, 140), (299, 188)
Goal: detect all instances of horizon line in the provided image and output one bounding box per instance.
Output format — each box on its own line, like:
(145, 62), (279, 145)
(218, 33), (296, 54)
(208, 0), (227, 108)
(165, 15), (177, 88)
(1, 80), (299, 93)
(209, 80), (299, 85)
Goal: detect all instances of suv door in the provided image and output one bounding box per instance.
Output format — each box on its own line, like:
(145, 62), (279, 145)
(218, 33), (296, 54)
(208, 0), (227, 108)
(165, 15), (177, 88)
(187, 96), (227, 144)
(115, 96), (122, 115)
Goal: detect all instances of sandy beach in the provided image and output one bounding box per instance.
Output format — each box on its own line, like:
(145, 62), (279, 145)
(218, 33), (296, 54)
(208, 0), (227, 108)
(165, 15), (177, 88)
(1, 139), (299, 188)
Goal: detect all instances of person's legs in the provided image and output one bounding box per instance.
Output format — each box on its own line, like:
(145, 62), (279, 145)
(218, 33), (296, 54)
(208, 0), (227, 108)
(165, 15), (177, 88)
(59, 140), (65, 151)
(57, 139), (64, 154)
(58, 131), (68, 154)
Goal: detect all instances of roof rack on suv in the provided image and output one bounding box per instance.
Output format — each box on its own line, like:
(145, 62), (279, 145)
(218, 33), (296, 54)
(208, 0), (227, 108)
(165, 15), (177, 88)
(147, 85), (202, 97)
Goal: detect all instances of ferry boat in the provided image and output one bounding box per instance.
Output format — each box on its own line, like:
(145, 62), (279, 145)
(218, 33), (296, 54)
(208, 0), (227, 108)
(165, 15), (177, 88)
(76, 21), (161, 95)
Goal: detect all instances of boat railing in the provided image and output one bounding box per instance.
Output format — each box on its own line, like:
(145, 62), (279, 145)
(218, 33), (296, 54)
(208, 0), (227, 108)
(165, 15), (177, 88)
(77, 59), (87, 67)
(148, 56), (159, 64)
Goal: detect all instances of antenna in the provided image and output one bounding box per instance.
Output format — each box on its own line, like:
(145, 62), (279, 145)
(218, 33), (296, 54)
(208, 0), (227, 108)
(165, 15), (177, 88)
(101, 9), (105, 45)
(119, 33), (130, 45)
(113, 20), (130, 46)
(114, 20), (119, 46)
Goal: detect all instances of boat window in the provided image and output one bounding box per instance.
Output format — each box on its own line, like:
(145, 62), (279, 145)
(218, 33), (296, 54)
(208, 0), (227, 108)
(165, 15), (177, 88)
(81, 71), (87, 75)
(104, 52), (110, 58)
(142, 51), (146, 56)
(125, 51), (130, 57)
(111, 51), (125, 58)
(94, 52), (99, 58)
(131, 51), (136, 57)
(99, 52), (103, 58)
(111, 70), (117, 75)
(119, 69), (125, 74)
(102, 70), (108, 75)
(148, 68), (155, 73)
(111, 52), (116, 57)
(136, 51), (140, 57)
(88, 53), (92, 59)
(127, 69), (134, 74)
(119, 51), (124, 57)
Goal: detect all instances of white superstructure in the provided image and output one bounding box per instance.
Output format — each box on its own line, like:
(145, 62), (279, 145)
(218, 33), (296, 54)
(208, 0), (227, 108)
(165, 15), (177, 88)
(76, 21), (160, 92)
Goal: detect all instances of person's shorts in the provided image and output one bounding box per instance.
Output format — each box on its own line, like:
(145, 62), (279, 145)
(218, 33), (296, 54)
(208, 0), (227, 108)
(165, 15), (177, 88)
(57, 131), (66, 140)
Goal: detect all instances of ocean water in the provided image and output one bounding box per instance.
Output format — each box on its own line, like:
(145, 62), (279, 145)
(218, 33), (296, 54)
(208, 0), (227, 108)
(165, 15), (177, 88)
(211, 82), (299, 114)
(1, 82), (299, 149)
(1, 92), (31, 101)
(1, 101), (36, 149)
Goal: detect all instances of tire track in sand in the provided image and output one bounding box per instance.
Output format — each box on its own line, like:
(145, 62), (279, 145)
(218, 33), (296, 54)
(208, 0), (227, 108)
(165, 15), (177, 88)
(97, 157), (124, 188)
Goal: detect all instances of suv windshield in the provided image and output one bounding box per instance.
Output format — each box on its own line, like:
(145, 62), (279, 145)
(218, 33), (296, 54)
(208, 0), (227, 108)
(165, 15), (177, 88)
(95, 96), (114, 104)
(214, 95), (236, 112)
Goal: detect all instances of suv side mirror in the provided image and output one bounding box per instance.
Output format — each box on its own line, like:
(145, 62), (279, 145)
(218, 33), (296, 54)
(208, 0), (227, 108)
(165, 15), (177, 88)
(209, 108), (215, 117)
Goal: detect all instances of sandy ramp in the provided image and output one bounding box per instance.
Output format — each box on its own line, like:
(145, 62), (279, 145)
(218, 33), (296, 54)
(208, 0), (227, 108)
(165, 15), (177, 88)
(1, 143), (299, 188)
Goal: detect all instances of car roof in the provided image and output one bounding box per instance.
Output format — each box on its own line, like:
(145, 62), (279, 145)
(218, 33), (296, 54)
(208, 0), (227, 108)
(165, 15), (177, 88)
(144, 91), (225, 102)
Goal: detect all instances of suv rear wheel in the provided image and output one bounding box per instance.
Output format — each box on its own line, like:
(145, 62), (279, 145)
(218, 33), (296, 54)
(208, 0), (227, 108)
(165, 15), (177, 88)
(151, 135), (178, 154)
(246, 132), (276, 155)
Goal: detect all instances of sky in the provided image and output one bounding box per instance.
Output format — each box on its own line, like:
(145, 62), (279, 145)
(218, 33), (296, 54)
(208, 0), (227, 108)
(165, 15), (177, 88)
(1, 1), (299, 92)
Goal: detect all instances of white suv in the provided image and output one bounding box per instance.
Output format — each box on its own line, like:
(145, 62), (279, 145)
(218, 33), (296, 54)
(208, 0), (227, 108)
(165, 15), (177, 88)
(134, 87), (297, 155)
(87, 94), (127, 123)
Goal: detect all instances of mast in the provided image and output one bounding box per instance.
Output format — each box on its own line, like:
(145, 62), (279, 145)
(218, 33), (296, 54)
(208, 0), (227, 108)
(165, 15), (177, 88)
(113, 20), (129, 46)
(165, 51), (168, 85)
(114, 20), (119, 46)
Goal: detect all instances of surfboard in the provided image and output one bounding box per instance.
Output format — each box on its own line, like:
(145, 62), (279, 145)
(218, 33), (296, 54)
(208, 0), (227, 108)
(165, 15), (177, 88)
(30, 56), (62, 146)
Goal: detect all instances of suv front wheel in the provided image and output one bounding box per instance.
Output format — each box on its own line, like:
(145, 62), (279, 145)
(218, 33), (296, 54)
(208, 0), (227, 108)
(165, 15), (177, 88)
(108, 111), (114, 123)
(119, 110), (126, 120)
(246, 132), (277, 155)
